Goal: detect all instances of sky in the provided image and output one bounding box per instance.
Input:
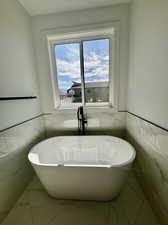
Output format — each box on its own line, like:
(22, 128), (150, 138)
(55, 39), (110, 93)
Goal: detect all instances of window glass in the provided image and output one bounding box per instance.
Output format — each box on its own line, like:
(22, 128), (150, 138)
(83, 39), (110, 103)
(55, 43), (82, 105)
(54, 38), (110, 106)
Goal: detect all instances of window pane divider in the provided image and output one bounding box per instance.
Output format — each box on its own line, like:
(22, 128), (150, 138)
(80, 41), (86, 106)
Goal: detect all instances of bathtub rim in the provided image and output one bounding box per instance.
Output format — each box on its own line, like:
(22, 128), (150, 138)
(28, 136), (136, 168)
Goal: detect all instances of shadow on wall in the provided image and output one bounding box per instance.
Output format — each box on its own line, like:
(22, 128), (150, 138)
(0, 117), (45, 224)
(126, 113), (168, 225)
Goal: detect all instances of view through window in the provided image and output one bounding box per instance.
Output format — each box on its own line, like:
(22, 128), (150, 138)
(55, 38), (110, 106)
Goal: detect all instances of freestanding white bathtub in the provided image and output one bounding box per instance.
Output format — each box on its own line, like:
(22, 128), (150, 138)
(28, 136), (136, 201)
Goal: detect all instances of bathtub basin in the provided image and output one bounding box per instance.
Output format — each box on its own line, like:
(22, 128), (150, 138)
(28, 136), (136, 201)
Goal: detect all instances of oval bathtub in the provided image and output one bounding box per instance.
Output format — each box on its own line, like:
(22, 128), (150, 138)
(28, 136), (136, 201)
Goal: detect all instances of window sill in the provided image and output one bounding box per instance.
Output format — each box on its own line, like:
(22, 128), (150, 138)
(55, 103), (118, 112)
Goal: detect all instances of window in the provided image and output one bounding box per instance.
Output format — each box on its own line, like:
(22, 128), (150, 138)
(55, 43), (82, 104)
(54, 38), (110, 108)
(48, 25), (118, 109)
(83, 39), (110, 104)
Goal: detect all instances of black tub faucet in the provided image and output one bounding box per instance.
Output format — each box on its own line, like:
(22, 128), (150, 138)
(77, 106), (87, 135)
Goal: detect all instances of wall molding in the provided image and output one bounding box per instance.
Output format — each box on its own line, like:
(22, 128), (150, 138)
(118, 110), (168, 132)
(0, 96), (37, 101)
(1, 111), (167, 133)
(0, 113), (51, 133)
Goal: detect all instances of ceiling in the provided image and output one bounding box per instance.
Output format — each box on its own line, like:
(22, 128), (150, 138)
(18, 0), (131, 16)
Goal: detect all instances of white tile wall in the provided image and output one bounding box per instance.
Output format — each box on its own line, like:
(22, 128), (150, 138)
(44, 110), (126, 138)
(126, 113), (168, 225)
(0, 117), (45, 224)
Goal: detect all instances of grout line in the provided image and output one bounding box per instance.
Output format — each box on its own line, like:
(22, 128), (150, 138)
(133, 199), (145, 225)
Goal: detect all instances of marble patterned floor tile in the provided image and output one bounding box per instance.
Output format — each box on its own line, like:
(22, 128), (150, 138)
(0, 213), (7, 225)
(26, 176), (44, 191)
(32, 203), (109, 225)
(134, 198), (159, 225)
(1, 175), (159, 225)
(2, 205), (33, 225)
(109, 205), (130, 225)
(108, 174), (144, 225)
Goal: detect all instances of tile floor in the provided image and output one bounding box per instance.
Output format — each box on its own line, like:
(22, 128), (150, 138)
(1, 174), (159, 225)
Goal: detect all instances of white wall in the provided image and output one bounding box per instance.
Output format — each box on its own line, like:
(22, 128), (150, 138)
(0, 0), (44, 222)
(0, 0), (41, 130)
(32, 4), (130, 113)
(127, 1), (168, 224)
(127, 0), (168, 129)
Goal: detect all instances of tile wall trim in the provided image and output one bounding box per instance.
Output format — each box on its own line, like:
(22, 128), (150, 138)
(0, 113), (51, 133)
(2, 110), (167, 134)
(118, 110), (168, 132)
(0, 96), (37, 101)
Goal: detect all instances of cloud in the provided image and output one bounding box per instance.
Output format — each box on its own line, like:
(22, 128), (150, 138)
(57, 53), (109, 77)
(55, 46), (109, 91)
(56, 59), (81, 78)
(58, 80), (73, 89)
(84, 52), (109, 79)
(85, 78), (109, 83)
